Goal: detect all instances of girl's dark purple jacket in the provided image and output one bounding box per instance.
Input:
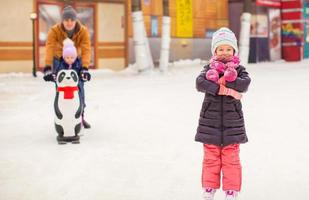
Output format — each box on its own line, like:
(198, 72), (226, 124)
(195, 64), (251, 146)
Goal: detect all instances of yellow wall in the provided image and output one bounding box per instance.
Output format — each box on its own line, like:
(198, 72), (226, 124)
(98, 58), (125, 71)
(0, 61), (33, 73)
(127, 0), (229, 38)
(97, 3), (125, 70)
(0, 0), (34, 73)
(98, 3), (125, 42)
(0, 0), (33, 41)
(0, 1), (127, 73)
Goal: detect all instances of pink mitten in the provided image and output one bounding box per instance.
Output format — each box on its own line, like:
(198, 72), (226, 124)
(206, 69), (219, 82)
(224, 67), (237, 82)
(218, 84), (229, 96)
(210, 61), (225, 74)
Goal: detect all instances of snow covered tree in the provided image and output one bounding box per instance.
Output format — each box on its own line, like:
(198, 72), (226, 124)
(131, 0), (154, 72)
(159, 0), (171, 72)
(238, 0), (252, 65)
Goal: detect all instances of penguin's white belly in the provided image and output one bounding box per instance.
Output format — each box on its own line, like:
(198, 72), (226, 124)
(55, 91), (81, 137)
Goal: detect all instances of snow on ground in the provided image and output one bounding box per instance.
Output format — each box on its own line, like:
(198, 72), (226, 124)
(0, 60), (309, 200)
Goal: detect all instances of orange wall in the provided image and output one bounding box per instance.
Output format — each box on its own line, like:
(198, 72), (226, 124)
(127, 0), (229, 38)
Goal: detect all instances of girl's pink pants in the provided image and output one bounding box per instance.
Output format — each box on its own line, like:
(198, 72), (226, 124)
(202, 144), (242, 191)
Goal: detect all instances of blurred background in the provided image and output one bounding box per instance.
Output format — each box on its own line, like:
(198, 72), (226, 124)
(1, 1), (309, 200)
(0, 0), (308, 73)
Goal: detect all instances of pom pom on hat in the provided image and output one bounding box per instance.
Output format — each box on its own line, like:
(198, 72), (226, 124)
(211, 27), (238, 56)
(62, 38), (77, 59)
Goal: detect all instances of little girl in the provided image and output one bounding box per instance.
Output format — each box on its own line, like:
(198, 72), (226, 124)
(44, 38), (91, 129)
(195, 27), (251, 200)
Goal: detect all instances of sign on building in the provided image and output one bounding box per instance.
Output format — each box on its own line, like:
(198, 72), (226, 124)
(176, 0), (193, 37)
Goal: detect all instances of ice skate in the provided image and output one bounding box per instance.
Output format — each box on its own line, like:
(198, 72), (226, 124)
(202, 187), (216, 200)
(225, 190), (238, 200)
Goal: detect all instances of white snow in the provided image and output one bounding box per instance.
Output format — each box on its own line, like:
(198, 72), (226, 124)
(0, 60), (309, 200)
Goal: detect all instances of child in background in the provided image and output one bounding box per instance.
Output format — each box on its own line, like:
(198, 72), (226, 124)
(195, 27), (251, 200)
(61, 38), (91, 128)
(45, 38), (91, 128)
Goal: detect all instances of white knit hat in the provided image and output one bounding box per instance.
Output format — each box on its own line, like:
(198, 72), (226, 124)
(211, 27), (238, 55)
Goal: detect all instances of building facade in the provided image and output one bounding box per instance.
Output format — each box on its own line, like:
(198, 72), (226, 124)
(127, 0), (229, 64)
(0, 0), (127, 73)
(2, 0), (307, 73)
(0, 0), (231, 73)
(230, 0), (309, 63)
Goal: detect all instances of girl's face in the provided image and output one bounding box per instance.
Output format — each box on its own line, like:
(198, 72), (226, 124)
(64, 56), (75, 65)
(215, 45), (234, 56)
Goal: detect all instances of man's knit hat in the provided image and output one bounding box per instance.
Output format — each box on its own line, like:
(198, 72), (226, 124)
(62, 5), (77, 21)
(211, 27), (238, 55)
(62, 38), (77, 59)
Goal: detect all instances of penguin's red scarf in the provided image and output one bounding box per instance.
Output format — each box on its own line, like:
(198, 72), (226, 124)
(57, 86), (79, 99)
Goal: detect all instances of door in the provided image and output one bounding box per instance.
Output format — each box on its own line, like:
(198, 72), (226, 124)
(97, 2), (126, 70)
(36, 1), (96, 69)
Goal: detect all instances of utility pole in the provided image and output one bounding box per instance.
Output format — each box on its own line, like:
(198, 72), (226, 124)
(30, 12), (37, 77)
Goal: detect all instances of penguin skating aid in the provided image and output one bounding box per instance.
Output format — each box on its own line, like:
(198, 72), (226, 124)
(54, 69), (83, 144)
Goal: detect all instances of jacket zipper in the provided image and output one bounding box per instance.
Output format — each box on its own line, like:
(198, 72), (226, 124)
(221, 95), (224, 146)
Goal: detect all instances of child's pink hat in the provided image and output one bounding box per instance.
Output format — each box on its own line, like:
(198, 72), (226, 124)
(62, 38), (77, 59)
